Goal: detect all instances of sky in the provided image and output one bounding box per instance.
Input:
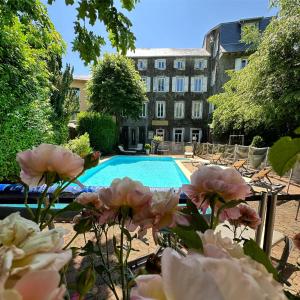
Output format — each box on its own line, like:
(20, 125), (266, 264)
(44, 0), (277, 75)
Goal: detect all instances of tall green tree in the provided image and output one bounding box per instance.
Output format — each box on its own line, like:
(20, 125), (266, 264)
(209, 0), (300, 145)
(0, 1), (65, 181)
(87, 54), (147, 127)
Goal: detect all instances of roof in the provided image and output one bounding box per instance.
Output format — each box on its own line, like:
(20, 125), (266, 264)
(127, 48), (210, 58)
(73, 75), (91, 81)
(204, 16), (273, 53)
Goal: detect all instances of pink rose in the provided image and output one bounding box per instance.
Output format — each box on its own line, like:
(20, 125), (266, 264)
(1, 270), (66, 300)
(17, 144), (84, 186)
(182, 166), (251, 211)
(131, 247), (286, 300)
(219, 207), (241, 222)
(76, 192), (103, 210)
(98, 177), (152, 217)
(230, 205), (261, 230)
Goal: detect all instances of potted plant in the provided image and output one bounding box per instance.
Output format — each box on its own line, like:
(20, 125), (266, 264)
(144, 144), (151, 155)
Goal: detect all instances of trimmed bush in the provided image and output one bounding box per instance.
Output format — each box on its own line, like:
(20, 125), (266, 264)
(64, 133), (92, 158)
(77, 112), (117, 154)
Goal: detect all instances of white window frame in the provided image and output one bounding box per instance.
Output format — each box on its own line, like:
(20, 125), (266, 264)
(192, 101), (203, 119)
(194, 59), (202, 70)
(156, 59), (166, 70)
(175, 77), (184, 92)
(173, 128), (184, 143)
(156, 101), (166, 119)
(174, 101), (184, 119)
(137, 59), (147, 70)
(190, 128), (202, 142)
(157, 77), (166, 92)
(156, 129), (165, 141)
(174, 59), (185, 70)
(140, 102), (148, 118)
(194, 76), (202, 92)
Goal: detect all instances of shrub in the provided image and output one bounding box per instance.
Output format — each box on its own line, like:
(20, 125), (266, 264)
(64, 133), (92, 158)
(77, 112), (117, 154)
(0, 101), (55, 182)
(251, 135), (265, 148)
(144, 144), (151, 150)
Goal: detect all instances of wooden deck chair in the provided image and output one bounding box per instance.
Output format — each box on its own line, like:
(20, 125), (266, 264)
(211, 153), (223, 164)
(251, 167), (272, 184)
(231, 159), (247, 172)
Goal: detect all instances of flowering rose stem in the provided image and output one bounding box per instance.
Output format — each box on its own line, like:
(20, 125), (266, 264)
(93, 224), (119, 299)
(35, 184), (50, 224)
(41, 170), (85, 229)
(24, 185), (35, 219)
(63, 233), (79, 250)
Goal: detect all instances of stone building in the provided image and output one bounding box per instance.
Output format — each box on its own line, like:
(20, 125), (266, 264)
(71, 17), (273, 147)
(203, 16), (272, 110)
(122, 48), (211, 147)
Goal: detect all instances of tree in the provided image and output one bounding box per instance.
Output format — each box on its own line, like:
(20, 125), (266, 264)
(87, 54), (147, 127)
(209, 0), (300, 145)
(0, 1), (65, 181)
(1, 0), (139, 65)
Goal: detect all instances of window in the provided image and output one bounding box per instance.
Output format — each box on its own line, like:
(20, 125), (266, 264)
(174, 59), (185, 70)
(158, 77), (166, 92)
(241, 59), (248, 68)
(235, 58), (248, 70)
(141, 76), (147, 85)
(192, 101), (203, 119)
(137, 59), (147, 70)
(140, 102), (147, 118)
(173, 128), (184, 143)
(194, 77), (202, 92)
(174, 102), (184, 119)
(156, 101), (166, 118)
(209, 102), (215, 113)
(155, 59), (166, 70)
(156, 129), (165, 140)
(194, 58), (206, 70)
(190, 128), (202, 142)
(175, 77), (184, 92)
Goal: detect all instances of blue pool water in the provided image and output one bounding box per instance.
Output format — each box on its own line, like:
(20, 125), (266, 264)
(78, 156), (190, 188)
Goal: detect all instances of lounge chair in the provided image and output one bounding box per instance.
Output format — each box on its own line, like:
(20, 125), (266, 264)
(184, 146), (194, 158)
(129, 143), (144, 152)
(157, 143), (169, 155)
(231, 159), (247, 172)
(118, 145), (137, 155)
(216, 222), (293, 272)
(211, 153), (223, 165)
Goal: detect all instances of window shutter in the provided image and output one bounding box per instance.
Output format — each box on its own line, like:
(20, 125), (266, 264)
(200, 101), (203, 119)
(146, 77), (151, 92)
(184, 77), (189, 92)
(144, 59), (148, 69)
(202, 76), (208, 92)
(191, 77), (195, 92)
(172, 77), (176, 92)
(173, 59), (177, 69)
(202, 59), (207, 69)
(235, 58), (242, 70)
(153, 77), (157, 92)
(165, 77), (169, 92)
(182, 60), (186, 70)
(154, 60), (158, 69)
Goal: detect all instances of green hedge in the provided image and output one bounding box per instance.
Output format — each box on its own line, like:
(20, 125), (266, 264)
(64, 133), (92, 158)
(77, 112), (117, 154)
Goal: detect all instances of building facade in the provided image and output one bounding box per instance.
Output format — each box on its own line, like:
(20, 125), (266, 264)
(71, 17), (272, 147)
(122, 48), (211, 147)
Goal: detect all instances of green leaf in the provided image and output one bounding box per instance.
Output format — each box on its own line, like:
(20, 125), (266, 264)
(171, 227), (203, 252)
(50, 202), (85, 217)
(76, 266), (96, 296)
(243, 239), (278, 280)
(295, 127), (300, 135)
(269, 136), (300, 176)
(182, 200), (209, 233)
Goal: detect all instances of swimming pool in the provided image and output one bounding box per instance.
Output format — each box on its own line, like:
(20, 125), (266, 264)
(78, 156), (190, 188)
